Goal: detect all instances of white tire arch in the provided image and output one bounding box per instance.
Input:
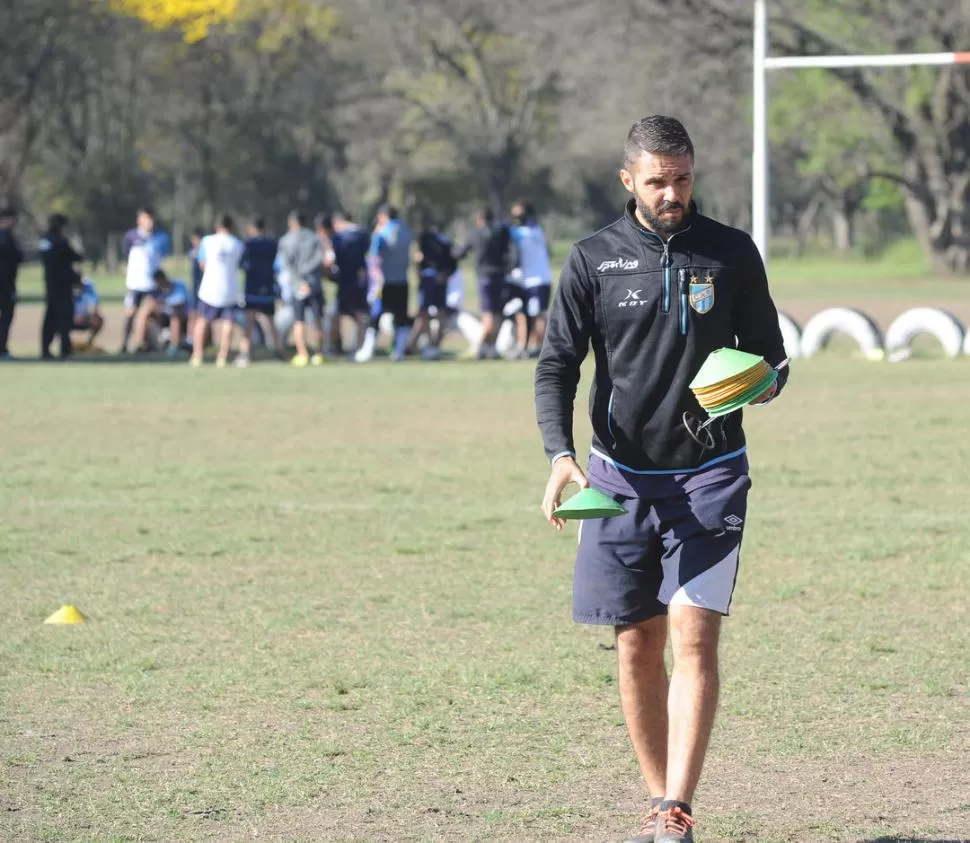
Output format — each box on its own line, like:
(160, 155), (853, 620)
(885, 307), (966, 360)
(800, 307), (884, 359)
(777, 311), (802, 360)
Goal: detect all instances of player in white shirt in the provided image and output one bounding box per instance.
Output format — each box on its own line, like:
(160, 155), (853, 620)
(190, 214), (244, 368)
(509, 201), (553, 357)
(120, 207), (167, 353)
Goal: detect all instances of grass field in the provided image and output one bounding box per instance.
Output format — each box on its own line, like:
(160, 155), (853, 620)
(1, 356), (969, 843)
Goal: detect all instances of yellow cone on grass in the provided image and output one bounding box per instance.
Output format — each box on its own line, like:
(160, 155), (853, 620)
(44, 605), (87, 625)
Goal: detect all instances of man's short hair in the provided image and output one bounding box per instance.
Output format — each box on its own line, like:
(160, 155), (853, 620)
(378, 204), (399, 221)
(251, 216), (265, 231)
(192, 226), (206, 239)
(153, 268), (169, 283)
(313, 212), (328, 230)
(138, 206), (155, 219)
(289, 210), (307, 227)
(624, 115), (694, 167)
(217, 213), (234, 231)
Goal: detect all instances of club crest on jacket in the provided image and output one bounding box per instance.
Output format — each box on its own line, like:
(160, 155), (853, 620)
(689, 272), (715, 314)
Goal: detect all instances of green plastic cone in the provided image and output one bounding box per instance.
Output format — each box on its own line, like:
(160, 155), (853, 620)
(553, 487), (627, 520)
(705, 369), (778, 418)
(689, 348), (766, 390)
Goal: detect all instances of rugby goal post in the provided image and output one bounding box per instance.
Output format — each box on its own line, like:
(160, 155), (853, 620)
(751, 0), (970, 263)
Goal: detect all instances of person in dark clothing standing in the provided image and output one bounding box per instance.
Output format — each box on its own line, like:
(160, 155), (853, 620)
(239, 217), (282, 365)
(469, 209), (517, 359)
(0, 207), (23, 358)
(535, 116), (789, 843)
(409, 217), (458, 360)
(39, 213), (84, 360)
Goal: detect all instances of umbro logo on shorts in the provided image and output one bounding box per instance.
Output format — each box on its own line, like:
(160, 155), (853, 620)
(724, 514), (744, 532)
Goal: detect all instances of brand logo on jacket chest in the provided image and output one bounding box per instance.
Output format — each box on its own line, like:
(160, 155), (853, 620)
(618, 289), (649, 308)
(598, 258), (639, 272)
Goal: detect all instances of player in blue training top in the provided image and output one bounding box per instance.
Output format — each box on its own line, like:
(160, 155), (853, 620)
(71, 277), (104, 350)
(359, 205), (413, 362)
(129, 268), (189, 355)
(509, 200), (553, 358)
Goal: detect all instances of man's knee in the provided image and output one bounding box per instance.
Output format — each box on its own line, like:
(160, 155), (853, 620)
(616, 617), (668, 668)
(669, 605), (721, 667)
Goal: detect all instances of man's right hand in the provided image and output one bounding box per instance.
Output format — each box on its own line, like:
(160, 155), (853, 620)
(541, 456), (589, 531)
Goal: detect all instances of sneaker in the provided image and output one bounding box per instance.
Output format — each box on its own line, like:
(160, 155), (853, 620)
(215, 357), (227, 369)
(290, 353), (309, 368)
(623, 803), (661, 843)
(189, 356), (203, 368)
(234, 354), (250, 368)
(655, 802), (695, 842)
(310, 352), (324, 366)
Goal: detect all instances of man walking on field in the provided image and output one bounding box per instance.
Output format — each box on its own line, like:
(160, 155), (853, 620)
(535, 116), (789, 843)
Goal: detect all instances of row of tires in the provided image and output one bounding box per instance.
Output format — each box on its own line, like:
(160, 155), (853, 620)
(780, 307), (970, 361)
(271, 305), (970, 361)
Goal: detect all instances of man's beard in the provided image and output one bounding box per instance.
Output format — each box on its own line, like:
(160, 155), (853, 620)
(635, 196), (688, 236)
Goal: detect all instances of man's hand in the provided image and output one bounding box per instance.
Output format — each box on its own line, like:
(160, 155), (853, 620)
(750, 381), (777, 405)
(541, 456), (589, 531)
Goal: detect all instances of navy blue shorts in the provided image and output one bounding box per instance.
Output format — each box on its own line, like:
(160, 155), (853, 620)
(245, 297), (275, 317)
(292, 288), (325, 323)
(573, 458), (751, 625)
(338, 284), (368, 316)
(198, 302), (236, 322)
(525, 284), (552, 317)
(375, 283), (410, 325)
(504, 282), (526, 308)
(419, 274), (447, 311)
(479, 274), (506, 315)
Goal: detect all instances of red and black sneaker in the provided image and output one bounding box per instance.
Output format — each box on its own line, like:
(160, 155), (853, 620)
(655, 801), (696, 842)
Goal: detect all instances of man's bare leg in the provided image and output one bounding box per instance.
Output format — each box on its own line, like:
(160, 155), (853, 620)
(215, 317), (233, 365)
(616, 617), (669, 799)
(665, 604), (721, 805)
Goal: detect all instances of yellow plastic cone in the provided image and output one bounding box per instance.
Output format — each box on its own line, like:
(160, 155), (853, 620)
(44, 605), (87, 624)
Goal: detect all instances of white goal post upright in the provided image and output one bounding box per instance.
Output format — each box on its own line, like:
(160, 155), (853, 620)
(750, 0), (970, 264)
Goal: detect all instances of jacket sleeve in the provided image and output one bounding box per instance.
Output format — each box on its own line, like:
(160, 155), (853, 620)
(534, 247), (595, 463)
(732, 234), (790, 395)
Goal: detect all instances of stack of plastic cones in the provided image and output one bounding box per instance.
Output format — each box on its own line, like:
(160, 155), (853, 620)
(689, 348), (778, 418)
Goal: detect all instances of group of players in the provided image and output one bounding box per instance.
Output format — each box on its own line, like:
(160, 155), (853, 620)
(70, 200), (555, 366)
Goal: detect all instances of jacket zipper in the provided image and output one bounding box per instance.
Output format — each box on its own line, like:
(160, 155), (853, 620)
(678, 268), (688, 335)
(661, 246), (671, 313)
(607, 389), (618, 448)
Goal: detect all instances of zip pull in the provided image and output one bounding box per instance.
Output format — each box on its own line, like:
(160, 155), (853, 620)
(661, 245), (671, 313)
(678, 268), (688, 336)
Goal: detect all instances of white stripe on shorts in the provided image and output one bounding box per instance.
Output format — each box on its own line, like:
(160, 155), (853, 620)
(659, 546), (740, 615)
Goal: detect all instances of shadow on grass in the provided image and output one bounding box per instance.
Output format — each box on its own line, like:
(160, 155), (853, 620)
(861, 838), (969, 842)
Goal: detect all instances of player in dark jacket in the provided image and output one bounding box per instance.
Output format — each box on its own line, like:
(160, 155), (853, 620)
(534, 116), (789, 843)
(0, 207), (24, 358)
(39, 214), (84, 360)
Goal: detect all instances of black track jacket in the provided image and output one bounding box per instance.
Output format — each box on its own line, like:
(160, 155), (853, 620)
(535, 200), (788, 472)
